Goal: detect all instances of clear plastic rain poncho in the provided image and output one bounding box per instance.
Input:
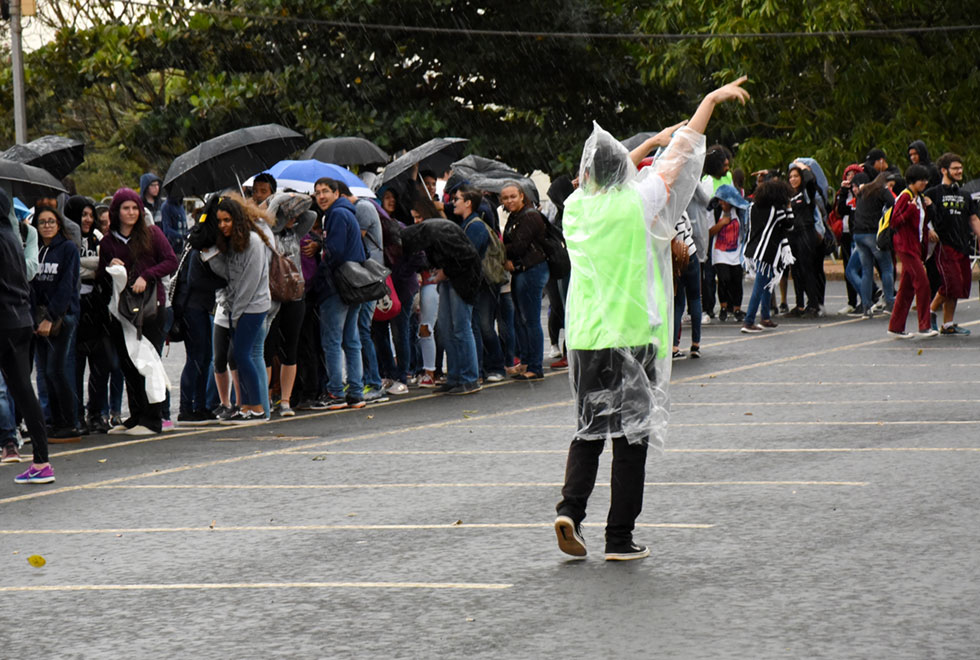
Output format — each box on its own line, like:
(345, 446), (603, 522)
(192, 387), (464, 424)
(562, 122), (705, 448)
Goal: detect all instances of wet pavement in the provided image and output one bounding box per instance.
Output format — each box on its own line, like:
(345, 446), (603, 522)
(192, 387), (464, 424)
(3, 282), (979, 658)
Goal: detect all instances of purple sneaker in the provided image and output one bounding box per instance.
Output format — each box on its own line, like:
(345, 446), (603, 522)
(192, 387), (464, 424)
(14, 464), (55, 484)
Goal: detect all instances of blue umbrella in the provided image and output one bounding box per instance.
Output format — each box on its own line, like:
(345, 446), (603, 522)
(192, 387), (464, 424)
(245, 159), (375, 198)
(13, 197), (30, 221)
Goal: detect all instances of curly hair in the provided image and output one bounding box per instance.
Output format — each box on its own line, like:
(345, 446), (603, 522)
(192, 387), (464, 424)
(215, 193), (273, 253)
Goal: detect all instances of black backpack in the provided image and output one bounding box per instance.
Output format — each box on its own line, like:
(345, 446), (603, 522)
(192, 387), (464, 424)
(538, 220), (570, 280)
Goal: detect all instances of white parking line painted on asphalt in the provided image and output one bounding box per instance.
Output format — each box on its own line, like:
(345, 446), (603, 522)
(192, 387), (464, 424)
(89, 480), (866, 490)
(0, 401), (572, 505)
(282, 446), (980, 455)
(0, 521), (713, 535)
(0, 581), (514, 593)
(698, 317), (865, 349)
(676, 380), (980, 386)
(671, 399), (980, 406)
(673, 420), (980, 427)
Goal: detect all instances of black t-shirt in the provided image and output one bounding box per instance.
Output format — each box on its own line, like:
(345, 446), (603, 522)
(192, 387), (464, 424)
(925, 183), (978, 255)
(852, 187), (894, 235)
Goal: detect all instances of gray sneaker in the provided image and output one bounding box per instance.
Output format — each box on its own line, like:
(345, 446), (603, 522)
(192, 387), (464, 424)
(363, 387), (390, 404)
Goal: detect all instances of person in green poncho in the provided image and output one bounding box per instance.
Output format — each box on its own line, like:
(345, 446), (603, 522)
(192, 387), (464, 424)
(554, 76), (750, 562)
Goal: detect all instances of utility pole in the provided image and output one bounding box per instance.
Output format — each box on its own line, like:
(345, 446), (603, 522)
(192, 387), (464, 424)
(10, 0), (27, 144)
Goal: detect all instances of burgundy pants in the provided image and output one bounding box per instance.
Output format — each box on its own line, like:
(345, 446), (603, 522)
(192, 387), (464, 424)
(889, 250), (931, 333)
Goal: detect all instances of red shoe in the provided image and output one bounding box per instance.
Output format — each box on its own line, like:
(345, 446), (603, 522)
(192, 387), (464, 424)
(550, 357), (568, 369)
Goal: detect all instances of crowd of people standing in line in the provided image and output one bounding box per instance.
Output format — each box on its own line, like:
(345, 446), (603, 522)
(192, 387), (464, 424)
(2, 134), (979, 487)
(0, 161), (577, 483)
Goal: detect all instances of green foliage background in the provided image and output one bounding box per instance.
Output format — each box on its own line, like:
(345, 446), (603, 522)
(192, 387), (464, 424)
(1, 0), (978, 199)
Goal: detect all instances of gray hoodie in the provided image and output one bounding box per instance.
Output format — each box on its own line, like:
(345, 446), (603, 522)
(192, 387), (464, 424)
(223, 222), (273, 322)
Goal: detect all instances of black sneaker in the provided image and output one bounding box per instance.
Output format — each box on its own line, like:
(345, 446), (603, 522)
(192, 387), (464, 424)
(718, 308), (728, 323)
(733, 310), (745, 323)
(86, 415), (110, 434)
(604, 542), (650, 561)
(554, 515), (587, 558)
(778, 302), (789, 315)
(448, 381), (482, 395)
(216, 405), (239, 421)
(436, 383), (457, 394)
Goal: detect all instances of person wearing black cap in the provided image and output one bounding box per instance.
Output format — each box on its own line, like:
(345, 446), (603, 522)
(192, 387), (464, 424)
(0, 188), (55, 482)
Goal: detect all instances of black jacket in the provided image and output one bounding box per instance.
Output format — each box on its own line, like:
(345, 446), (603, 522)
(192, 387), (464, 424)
(401, 219), (483, 304)
(0, 220), (34, 331)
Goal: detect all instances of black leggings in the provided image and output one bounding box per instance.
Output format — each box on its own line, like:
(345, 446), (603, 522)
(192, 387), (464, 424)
(110, 314), (165, 432)
(0, 326), (49, 463)
(714, 263), (743, 309)
(213, 324), (237, 373)
(264, 300), (305, 367)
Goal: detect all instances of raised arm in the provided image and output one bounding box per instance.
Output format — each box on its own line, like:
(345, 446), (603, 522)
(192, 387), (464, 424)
(687, 76), (750, 136)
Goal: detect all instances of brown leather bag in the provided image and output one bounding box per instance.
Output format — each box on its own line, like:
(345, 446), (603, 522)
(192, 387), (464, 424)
(269, 250), (304, 302)
(671, 237), (690, 285)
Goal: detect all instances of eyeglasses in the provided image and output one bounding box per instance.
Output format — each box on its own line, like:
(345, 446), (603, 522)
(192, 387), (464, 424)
(37, 219), (58, 226)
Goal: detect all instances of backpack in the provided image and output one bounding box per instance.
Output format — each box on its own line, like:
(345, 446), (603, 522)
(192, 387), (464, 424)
(538, 220), (571, 280)
(471, 218), (508, 286)
(877, 189), (911, 252)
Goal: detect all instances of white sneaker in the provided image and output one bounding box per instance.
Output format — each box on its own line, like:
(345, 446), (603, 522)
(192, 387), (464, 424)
(681, 313), (691, 324)
(916, 329), (939, 339)
(547, 345), (562, 358)
(280, 404), (295, 417)
(123, 425), (157, 436)
(386, 381), (409, 395)
(887, 330), (914, 340)
(838, 304), (857, 314)
(872, 300), (885, 312)
(701, 313), (712, 325)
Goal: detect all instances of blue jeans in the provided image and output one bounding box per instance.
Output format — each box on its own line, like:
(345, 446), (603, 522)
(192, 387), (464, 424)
(36, 313), (78, 429)
(319, 294), (363, 400)
(673, 258), (702, 347)
(511, 261), (550, 374)
(847, 233), (895, 311)
(232, 311), (269, 416)
(358, 301), (382, 389)
(438, 281), (479, 385)
(497, 287), (517, 366)
(472, 284), (505, 377)
(744, 269), (773, 325)
(0, 373), (16, 444)
(179, 307), (213, 414)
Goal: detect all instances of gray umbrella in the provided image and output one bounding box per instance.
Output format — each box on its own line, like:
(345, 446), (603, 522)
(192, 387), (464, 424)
(163, 124), (306, 197)
(961, 177), (980, 195)
(301, 137), (389, 166)
(451, 155), (537, 202)
(379, 137), (468, 186)
(2, 135), (85, 180)
(0, 159), (68, 204)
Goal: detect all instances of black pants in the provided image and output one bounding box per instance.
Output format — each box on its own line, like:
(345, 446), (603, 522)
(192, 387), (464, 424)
(557, 346), (654, 545)
(791, 229), (823, 310)
(294, 296), (323, 402)
(557, 437), (648, 546)
(0, 326), (49, 463)
(714, 262), (743, 309)
(700, 254), (717, 316)
(109, 314), (165, 432)
(545, 276), (565, 347)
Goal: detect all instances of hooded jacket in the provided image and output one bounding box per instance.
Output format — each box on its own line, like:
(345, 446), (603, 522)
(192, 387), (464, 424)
(64, 195), (101, 284)
(140, 172), (165, 220)
(160, 197), (187, 253)
(0, 189), (34, 331)
(401, 219), (482, 304)
(315, 197), (366, 302)
(33, 232), (81, 321)
(907, 140), (941, 188)
(890, 188), (928, 258)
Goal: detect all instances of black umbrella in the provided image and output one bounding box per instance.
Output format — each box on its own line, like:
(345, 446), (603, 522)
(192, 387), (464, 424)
(0, 159), (68, 204)
(380, 137), (468, 186)
(961, 177), (980, 195)
(2, 135), (85, 180)
(451, 155), (537, 202)
(301, 137), (389, 166)
(163, 124), (306, 197)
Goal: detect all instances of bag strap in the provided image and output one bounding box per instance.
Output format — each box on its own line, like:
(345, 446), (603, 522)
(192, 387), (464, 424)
(168, 244), (193, 305)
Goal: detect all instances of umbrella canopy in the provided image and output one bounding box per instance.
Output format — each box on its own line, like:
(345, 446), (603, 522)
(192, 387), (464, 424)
(961, 177), (980, 195)
(243, 160), (375, 198)
(1, 135), (85, 180)
(301, 137), (388, 166)
(0, 159), (68, 204)
(621, 132), (656, 152)
(451, 155), (537, 201)
(163, 124), (306, 197)
(379, 137), (468, 186)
